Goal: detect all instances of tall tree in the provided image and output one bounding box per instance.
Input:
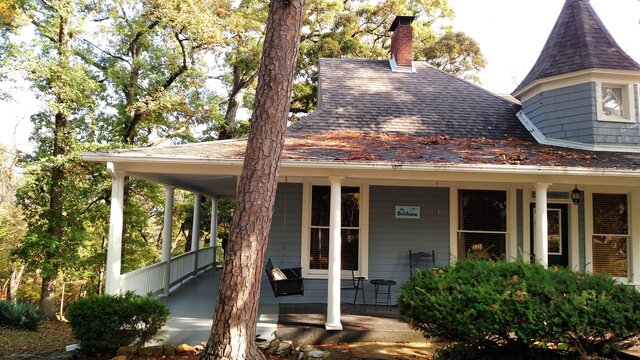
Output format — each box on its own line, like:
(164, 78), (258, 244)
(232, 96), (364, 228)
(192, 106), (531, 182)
(201, 0), (305, 358)
(11, 0), (101, 317)
(0, 145), (27, 301)
(76, 0), (231, 273)
(216, 0), (267, 140)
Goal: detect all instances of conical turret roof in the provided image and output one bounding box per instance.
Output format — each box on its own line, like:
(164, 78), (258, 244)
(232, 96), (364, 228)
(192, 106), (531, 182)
(513, 0), (640, 95)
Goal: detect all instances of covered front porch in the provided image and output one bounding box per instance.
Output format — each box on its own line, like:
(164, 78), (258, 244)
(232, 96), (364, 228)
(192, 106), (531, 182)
(87, 143), (640, 332)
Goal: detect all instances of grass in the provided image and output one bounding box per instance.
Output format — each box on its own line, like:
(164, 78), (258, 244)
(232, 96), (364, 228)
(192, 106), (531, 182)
(0, 320), (76, 356)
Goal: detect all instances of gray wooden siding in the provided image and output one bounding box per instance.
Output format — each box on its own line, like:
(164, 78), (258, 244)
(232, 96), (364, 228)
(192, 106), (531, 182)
(522, 82), (640, 145)
(579, 200), (586, 272)
(367, 186), (450, 305)
(517, 190), (524, 260)
(522, 83), (597, 143)
(259, 184), (588, 306)
(260, 183), (309, 304)
(260, 184), (451, 305)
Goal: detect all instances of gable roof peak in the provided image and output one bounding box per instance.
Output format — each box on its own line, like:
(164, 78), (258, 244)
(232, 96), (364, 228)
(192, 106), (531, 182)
(513, 0), (640, 96)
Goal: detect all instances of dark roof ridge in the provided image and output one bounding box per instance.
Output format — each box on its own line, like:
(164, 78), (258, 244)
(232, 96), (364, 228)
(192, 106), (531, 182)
(414, 61), (522, 108)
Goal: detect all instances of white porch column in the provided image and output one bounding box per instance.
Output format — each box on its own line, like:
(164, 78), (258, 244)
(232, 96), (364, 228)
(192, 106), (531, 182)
(192, 192), (201, 276)
(161, 186), (175, 296)
(105, 165), (125, 295)
(210, 196), (218, 268)
(534, 183), (551, 268)
(326, 176), (343, 330)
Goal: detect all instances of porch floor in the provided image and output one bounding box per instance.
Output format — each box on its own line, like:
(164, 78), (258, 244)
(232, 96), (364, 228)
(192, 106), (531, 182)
(277, 303), (426, 344)
(157, 268), (424, 346)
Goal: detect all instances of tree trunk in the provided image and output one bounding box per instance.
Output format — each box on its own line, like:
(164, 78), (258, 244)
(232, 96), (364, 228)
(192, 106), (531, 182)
(218, 82), (242, 140)
(40, 275), (57, 319)
(7, 265), (24, 302)
(40, 13), (71, 318)
(201, 1), (305, 359)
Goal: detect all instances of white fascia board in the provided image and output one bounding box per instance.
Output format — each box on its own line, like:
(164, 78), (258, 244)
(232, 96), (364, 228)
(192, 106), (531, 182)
(516, 111), (640, 154)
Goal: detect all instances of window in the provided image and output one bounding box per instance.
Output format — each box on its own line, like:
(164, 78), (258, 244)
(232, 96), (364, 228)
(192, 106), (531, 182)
(597, 83), (635, 122)
(592, 193), (629, 277)
(457, 190), (507, 260)
(602, 86), (624, 118)
(309, 186), (360, 271)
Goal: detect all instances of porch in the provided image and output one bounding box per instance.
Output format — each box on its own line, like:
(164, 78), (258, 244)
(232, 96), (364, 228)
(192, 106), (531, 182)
(154, 265), (424, 345)
(90, 150), (640, 332)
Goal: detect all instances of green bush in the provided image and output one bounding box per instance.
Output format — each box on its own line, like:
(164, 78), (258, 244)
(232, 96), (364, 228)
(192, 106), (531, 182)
(398, 259), (640, 357)
(0, 300), (46, 330)
(67, 292), (170, 354)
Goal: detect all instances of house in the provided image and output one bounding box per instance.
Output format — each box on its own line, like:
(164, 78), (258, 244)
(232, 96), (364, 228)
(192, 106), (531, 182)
(83, 0), (640, 330)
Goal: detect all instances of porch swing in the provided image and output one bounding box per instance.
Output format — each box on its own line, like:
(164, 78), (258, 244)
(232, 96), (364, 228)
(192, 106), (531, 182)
(265, 184), (304, 297)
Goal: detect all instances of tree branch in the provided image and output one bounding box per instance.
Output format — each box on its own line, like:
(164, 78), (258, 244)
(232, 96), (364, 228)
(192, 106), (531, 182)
(80, 38), (130, 66)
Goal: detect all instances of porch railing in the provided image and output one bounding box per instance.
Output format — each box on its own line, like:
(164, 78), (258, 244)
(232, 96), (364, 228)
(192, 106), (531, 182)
(119, 246), (216, 296)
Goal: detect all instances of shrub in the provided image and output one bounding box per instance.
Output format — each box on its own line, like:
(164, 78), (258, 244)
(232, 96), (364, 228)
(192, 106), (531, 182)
(398, 259), (640, 357)
(67, 292), (170, 354)
(0, 300), (46, 331)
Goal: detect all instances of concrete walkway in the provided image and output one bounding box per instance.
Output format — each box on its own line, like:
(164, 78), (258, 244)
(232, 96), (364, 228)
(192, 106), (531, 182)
(157, 268), (278, 345)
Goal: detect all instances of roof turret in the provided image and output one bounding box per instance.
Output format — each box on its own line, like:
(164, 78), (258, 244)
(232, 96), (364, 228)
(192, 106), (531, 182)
(513, 0), (640, 95)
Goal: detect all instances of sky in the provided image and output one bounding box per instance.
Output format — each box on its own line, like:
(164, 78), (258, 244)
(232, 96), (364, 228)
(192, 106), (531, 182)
(1, 0), (639, 151)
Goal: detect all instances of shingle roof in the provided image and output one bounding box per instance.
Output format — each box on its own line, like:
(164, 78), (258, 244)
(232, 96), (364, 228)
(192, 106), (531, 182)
(513, 0), (640, 94)
(289, 59), (531, 141)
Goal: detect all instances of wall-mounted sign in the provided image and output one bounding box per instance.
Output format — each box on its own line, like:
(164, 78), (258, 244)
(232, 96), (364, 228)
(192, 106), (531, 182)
(395, 206), (420, 219)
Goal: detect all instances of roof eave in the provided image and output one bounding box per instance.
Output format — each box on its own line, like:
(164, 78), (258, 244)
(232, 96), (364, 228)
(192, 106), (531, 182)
(81, 152), (640, 178)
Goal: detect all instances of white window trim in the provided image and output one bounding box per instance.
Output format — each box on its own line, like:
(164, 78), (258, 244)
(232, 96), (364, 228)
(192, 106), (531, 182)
(300, 181), (369, 279)
(596, 82), (636, 123)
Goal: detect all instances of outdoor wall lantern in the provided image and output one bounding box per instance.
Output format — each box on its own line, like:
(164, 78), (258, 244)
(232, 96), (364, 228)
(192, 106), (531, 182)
(571, 185), (581, 205)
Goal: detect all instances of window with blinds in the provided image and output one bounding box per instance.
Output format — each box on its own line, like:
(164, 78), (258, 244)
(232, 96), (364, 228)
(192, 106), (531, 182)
(592, 193), (628, 277)
(458, 190), (507, 260)
(309, 186), (360, 271)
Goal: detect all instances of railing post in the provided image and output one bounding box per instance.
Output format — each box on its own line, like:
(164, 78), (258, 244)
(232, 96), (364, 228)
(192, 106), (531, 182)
(192, 192), (201, 276)
(162, 185), (175, 295)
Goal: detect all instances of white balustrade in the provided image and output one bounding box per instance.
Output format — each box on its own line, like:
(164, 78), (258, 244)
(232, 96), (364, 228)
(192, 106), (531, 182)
(119, 262), (165, 295)
(119, 246), (215, 295)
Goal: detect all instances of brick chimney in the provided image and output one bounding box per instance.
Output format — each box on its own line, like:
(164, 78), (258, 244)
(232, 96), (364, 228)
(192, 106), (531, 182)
(389, 16), (415, 69)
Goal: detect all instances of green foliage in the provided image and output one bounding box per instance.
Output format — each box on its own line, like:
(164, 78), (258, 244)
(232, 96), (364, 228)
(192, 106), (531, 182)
(67, 292), (170, 354)
(0, 300), (46, 330)
(398, 259), (640, 357)
(433, 342), (574, 360)
(418, 31), (487, 82)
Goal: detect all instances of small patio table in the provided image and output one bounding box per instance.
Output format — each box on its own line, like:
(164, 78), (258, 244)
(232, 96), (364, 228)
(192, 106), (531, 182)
(370, 279), (396, 309)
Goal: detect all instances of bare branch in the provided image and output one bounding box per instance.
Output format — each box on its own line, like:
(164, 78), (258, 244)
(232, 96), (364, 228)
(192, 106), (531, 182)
(80, 37), (130, 66)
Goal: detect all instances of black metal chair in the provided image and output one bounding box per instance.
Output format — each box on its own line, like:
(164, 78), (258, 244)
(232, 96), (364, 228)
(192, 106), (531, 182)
(342, 269), (366, 309)
(409, 250), (435, 276)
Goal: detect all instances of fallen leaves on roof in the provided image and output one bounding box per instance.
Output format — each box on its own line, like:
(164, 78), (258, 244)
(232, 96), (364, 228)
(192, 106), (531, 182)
(281, 132), (639, 169)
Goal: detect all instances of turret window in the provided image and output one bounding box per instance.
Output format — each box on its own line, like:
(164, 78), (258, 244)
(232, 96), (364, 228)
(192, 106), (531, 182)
(597, 82), (636, 123)
(602, 86), (624, 118)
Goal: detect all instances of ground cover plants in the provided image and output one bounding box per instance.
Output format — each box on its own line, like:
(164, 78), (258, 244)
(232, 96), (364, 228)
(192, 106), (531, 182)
(398, 259), (640, 359)
(0, 300), (45, 330)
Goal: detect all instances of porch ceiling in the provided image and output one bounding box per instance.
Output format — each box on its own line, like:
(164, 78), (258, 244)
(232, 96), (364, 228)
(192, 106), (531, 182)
(127, 172), (237, 198)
